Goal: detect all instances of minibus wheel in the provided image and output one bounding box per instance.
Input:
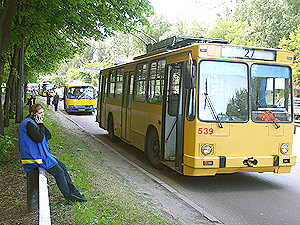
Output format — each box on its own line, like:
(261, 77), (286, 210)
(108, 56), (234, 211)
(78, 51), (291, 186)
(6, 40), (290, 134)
(147, 130), (163, 169)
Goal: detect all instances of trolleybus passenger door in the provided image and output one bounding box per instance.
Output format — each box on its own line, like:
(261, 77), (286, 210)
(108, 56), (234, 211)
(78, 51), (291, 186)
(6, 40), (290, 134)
(121, 72), (129, 139)
(162, 64), (183, 171)
(99, 76), (107, 129)
(121, 71), (134, 141)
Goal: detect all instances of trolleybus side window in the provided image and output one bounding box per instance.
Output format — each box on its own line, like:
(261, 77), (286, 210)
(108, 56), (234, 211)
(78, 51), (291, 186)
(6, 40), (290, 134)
(148, 59), (166, 104)
(103, 76), (107, 103)
(186, 88), (196, 121)
(115, 68), (124, 100)
(108, 70), (116, 98)
(251, 64), (292, 122)
(134, 63), (148, 102)
(198, 60), (248, 122)
(186, 61), (197, 121)
(128, 72), (134, 108)
(168, 66), (181, 116)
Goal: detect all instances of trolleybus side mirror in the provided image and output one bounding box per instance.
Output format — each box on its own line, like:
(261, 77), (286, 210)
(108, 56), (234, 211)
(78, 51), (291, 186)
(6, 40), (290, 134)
(183, 61), (196, 89)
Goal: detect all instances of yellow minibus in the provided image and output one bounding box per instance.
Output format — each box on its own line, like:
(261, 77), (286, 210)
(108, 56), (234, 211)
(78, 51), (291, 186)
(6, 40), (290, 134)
(64, 81), (97, 114)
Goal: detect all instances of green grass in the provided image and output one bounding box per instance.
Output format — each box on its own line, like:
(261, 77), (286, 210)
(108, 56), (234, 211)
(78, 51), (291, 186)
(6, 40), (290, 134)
(39, 102), (174, 225)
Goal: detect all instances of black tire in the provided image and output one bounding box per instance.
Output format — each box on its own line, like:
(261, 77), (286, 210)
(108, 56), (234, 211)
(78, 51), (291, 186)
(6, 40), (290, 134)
(108, 116), (117, 142)
(147, 130), (163, 169)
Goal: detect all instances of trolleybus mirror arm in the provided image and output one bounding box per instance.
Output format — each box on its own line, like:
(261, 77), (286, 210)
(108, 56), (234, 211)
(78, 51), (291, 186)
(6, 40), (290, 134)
(183, 61), (196, 89)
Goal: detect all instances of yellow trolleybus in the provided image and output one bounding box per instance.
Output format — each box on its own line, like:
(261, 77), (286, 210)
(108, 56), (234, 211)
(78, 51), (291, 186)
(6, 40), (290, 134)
(64, 81), (97, 113)
(97, 36), (296, 176)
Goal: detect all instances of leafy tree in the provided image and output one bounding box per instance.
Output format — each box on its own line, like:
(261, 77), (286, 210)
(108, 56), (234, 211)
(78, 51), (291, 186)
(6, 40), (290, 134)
(66, 67), (81, 83)
(209, 19), (249, 45)
(144, 15), (173, 41)
(0, 0), (154, 136)
(0, 0), (18, 135)
(189, 20), (208, 37)
(234, 0), (299, 48)
(279, 25), (300, 86)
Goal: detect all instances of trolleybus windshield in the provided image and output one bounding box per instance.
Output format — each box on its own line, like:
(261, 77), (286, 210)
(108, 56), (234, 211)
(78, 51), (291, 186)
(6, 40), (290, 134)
(251, 64), (292, 122)
(198, 60), (248, 122)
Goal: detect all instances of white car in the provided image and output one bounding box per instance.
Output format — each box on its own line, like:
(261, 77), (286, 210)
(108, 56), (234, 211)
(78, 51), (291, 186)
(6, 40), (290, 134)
(294, 97), (300, 120)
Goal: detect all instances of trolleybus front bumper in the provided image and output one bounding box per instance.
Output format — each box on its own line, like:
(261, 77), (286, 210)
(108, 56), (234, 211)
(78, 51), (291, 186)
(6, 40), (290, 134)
(183, 154), (296, 176)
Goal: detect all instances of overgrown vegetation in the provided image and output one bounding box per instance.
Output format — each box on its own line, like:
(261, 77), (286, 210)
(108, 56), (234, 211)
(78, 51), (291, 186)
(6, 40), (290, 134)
(0, 134), (17, 161)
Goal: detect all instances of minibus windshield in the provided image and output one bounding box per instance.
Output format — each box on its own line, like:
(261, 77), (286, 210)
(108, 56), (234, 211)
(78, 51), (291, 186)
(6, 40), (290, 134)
(251, 64), (292, 122)
(68, 86), (95, 99)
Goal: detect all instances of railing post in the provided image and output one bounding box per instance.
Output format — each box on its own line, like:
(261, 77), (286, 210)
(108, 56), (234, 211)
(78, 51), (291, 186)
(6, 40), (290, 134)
(27, 167), (39, 212)
(39, 167), (51, 225)
(26, 167), (51, 224)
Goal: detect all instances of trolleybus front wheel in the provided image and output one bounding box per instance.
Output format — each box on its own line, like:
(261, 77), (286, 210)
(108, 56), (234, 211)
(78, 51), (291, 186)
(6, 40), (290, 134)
(147, 130), (163, 169)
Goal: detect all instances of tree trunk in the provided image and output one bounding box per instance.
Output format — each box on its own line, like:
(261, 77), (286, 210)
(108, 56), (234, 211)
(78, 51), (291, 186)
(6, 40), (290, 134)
(0, 0), (18, 135)
(9, 75), (17, 119)
(4, 44), (20, 127)
(15, 37), (25, 123)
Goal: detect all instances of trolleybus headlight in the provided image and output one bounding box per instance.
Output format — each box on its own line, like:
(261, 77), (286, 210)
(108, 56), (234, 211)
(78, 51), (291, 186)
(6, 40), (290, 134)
(202, 145), (213, 155)
(281, 144), (289, 154)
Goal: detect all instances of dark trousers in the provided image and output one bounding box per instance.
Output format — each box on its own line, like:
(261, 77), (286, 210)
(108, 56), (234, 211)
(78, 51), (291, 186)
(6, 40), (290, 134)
(46, 159), (81, 199)
(27, 97), (36, 107)
(54, 104), (58, 111)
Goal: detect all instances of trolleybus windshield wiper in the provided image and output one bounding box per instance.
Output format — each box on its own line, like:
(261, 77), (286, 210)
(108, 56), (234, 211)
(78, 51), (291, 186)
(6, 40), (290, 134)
(257, 102), (280, 129)
(265, 110), (280, 129)
(204, 79), (223, 128)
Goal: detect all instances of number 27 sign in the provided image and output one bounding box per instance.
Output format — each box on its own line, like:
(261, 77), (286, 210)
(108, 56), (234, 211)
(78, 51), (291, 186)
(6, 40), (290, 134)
(198, 128), (214, 135)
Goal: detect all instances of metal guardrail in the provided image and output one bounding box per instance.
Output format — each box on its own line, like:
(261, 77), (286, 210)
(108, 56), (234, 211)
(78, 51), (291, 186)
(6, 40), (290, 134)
(27, 167), (51, 225)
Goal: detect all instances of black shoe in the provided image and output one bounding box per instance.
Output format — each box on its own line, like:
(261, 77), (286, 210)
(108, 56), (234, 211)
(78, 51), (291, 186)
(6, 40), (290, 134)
(69, 193), (87, 202)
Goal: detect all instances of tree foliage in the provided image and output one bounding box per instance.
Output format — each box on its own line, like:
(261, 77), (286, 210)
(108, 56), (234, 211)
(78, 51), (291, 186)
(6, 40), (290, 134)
(207, 0), (300, 48)
(279, 25), (300, 85)
(209, 19), (249, 45)
(0, 0), (154, 135)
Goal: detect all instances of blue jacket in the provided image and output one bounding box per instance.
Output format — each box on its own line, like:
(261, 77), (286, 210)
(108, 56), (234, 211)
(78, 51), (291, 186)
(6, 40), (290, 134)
(19, 118), (58, 172)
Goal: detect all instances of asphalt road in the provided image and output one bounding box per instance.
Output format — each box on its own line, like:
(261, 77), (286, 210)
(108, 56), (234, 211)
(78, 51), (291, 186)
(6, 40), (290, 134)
(55, 100), (300, 225)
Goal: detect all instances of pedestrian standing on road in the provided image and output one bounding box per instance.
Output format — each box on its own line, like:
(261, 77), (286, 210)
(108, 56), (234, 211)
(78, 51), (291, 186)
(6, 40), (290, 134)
(31, 89), (38, 106)
(52, 91), (59, 111)
(28, 89), (38, 107)
(46, 90), (51, 110)
(18, 103), (87, 202)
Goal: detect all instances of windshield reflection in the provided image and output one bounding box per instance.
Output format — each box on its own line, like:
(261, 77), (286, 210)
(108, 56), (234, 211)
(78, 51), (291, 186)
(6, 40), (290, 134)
(251, 64), (292, 122)
(199, 61), (248, 122)
(67, 86), (95, 99)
